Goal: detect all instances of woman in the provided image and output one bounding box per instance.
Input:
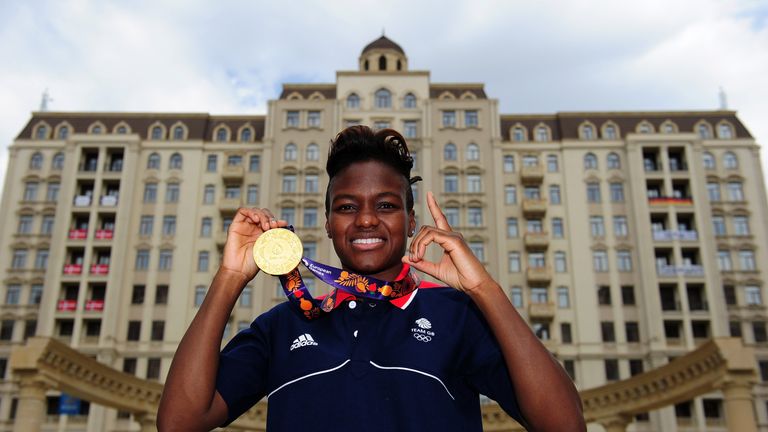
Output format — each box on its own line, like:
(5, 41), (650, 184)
(157, 126), (585, 431)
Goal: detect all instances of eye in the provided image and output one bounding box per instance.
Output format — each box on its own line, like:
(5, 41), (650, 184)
(336, 204), (356, 212)
(378, 201), (398, 210)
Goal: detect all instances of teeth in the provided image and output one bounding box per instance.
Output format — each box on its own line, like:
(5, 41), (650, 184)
(353, 238), (383, 244)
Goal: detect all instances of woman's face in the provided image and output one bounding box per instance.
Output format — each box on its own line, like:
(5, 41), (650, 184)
(325, 160), (415, 281)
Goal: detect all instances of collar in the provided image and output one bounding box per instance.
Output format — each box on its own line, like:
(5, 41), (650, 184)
(329, 264), (440, 310)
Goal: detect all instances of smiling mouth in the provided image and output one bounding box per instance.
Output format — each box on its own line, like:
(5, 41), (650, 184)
(351, 237), (385, 250)
(352, 238), (384, 244)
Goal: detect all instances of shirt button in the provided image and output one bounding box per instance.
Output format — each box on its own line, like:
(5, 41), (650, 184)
(354, 330), (359, 338)
(349, 300), (357, 309)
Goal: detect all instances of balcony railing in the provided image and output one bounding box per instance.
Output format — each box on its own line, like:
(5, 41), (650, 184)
(520, 165), (544, 185)
(57, 300), (77, 311)
(528, 302), (555, 319)
(652, 230), (698, 241)
(90, 264), (109, 275)
(649, 197), (693, 205)
(94, 229), (113, 240)
(68, 229), (88, 240)
(526, 266), (552, 285)
(522, 198), (547, 217)
(100, 195), (118, 207)
(657, 265), (705, 277)
(73, 195), (92, 207)
(84, 300), (105, 312)
(63, 264), (83, 275)
(222, 165), (245, 181)
(524, 232), (549, 250)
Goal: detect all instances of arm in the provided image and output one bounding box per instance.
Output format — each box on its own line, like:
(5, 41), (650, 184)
(157, 208), (285, 432)
(403, 192), (585, 432)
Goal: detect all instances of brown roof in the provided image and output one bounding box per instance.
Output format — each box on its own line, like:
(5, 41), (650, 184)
(500, 111), (752, 141)
(430, 84), (487, 100)
(279, 84), (337, 100)
(17, 112), (266, 142)
(361, 36), (405, 55)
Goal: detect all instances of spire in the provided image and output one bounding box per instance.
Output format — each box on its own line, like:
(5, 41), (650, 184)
(40, 88), (53, 111)
(718, 86), (728, 110)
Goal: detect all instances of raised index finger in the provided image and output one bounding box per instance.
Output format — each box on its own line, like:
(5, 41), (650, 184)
(427, 191), (452, 232)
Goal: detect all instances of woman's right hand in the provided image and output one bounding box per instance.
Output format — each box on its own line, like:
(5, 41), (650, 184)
(220, 207), (288, 282)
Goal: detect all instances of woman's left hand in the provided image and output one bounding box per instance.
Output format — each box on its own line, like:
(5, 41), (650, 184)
(402, 191), (494, 293)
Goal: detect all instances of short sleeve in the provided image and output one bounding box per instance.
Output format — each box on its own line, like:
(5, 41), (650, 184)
(215, 308), (274, 426)
(459, 302), (528, 428)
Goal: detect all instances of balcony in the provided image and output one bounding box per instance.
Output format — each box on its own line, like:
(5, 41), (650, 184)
(222, 164), (245, 181)
(68, 229), (88, 240)
(648, 197), (693, 206)
(57, 300), (77, 311)
(657, 265), (705, 277)
(522, 198), (547, 218)
(526, 266), (552, 286)
(90, 264), (109, 275)
(652, 230), (698, 242)
(99, 195), (118, 207)
(63, 264), (83, 275)
(528, 302), (555, 319)
(94, 229), (113, 240)
(520, 165), (544, 185)
(73, 195), (92, 207)
(84, 300), (105, 312)
(524, 232), (549, 250)
(219, 197), (242, 213)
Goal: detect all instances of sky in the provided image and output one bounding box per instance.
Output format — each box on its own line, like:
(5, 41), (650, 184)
(1, 0), (767, 188)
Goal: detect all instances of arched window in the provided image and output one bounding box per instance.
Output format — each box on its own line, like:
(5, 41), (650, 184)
(173, 126), (185, 140)
(116, 126), (127, 134)
(306, 143), (319, 161)
(403, 93), (417, 108)
(718, 123), (733, 139)
(603, 124), (617, 139)
(91, 125), (103, 134)
(215, 128), (228, 142)
(57, 126), (69, 139)
(347, 93), (360, 109)
(147, 153), (161, 170)
(240, 128), (252, 142)
(723, 152), (738, 169)
(444, 143), (457, 161)
(581, 125), (594, 140)
(466, 143), (480, 161)
(702, 152), (716, 170)
(606, 153), (620, 170)
(35, 125), (48, 139)
(535, 126), (549, 142)
(512, 127), (525, 142)
(374, 88), (391, 109)
(697, 123), (712, 139)
(284, 143), (298, 161)
(169, 153), (183, 170)
(584, 153), (598, 170)
(151, 126), (164, 140)
(29, 152), (43, 170)
(52, 152), (65, 170)
(378, 55), (387, 71)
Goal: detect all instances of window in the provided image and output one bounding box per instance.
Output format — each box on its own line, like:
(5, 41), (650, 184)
(40, 215), (54, 235)
(528, 252), (545, 268)
(507, 218), (519, 238)
(200, 217), (212, 237)
(531, 288), (548, 303)
(546, 155), (558, 172)
(172, 126), (184, 140)
(206, 154), (217, 172)
(601, 322), (616, 342)
(150, 321), (165, 341)
(160, 216), (176, 237)
(147, 358), (161, 380)
(698, 123), (712, 139)
(303, 208), (318, 227)
(535, 126), (549, 142)
(23, 182), (38, 201)
(717, 250), (732, 271)
(286, 111), (299, 127)
(549, 185), (561, 205)
(707, 182), (721, 201)
(306, 144), (319, 161)
(203, 185), (215, 204)
(445, 207), (459, 226)
(194, 286), (206, 307)
(30, 284), (43, 304)
(169, 153), (182, 170)
(123, 358), (137, 375)
(34, 249), (49, 269)
(581, 125), (594, 140)
(712, 216), (726, 236)
(723, 152), (738, 169)
(613, 216), (628, 237)
(57, 125), (70, 139)
(739, 250), (756, 271)
(127, 321), (141, 341)
(590, 216), (605, 237)
(246, 185), (259, 205)
(733, 216), (750, 236)
(512, 127), (525, 142)
(465, 110), (478, 127)
(718, 123), (733, 138)
(249, 155), (261, 172)
(621, 285), (636, 305)
(158, 250), (173, 270)
(605, 360), (619, 381)
(442, 111), (456, 127)
(403, 93), (417, 108)
(135, 250), (150, 270)
(346, 93), (360, 109)
(165, 183), (180, 203)
(5, 285), (21, 305)
(703, 152), (715, 169)
(227, 155), (242, 167)
(17, 215), (33, 234)
(11, 249), (27, 269)
(373, 121), (390, 130)
(466, 143), (480, 161)
(375, 89), (391, 109)
(49, 152), (64, 170)
(584, 153), (598, 170)
(753, 322), (767, 343)
(607, 153), (620, 169)
(552, 218), (564, 238)
(505, 185), (517, 204)
(503, 155), (515, 173)
(626, 322), (640, 342)
(239, 128), (252, 142)
(284, 143), (297, 161)
(617, 250), (632, 272)
(43, 182), (59, 201)
(527, 219), (543, 233)
(307, 111), (321, 128)
(151, 126), (163, 140)
(131, 285), (145, 304)
(593, 251), (609, 272)
(532, 322), (550, 341)
(603, 125), (617, 139)
(240, 287), (252, 308)
(444, 174), (458, 193)
(727, 182), (744, 201)
(586, 183), (601, 203)
(511, 286), (523, 307)
(305, 175), (319, 193)
(155, 285), (168, 305)
(508, 252), (521, 273)
(444, 143), (457, 161)
(282, 175), (297, 193)
(29, 152), (43, 169)
(467, 175), (482, 193)
(403, 121), (417, 138)
(557, 287), (570, 308)
(469, 242), (485, 261)
(280, 207), (296, 226)
(554, 252), (567, 273)
(745, 286), (762, 305)
(468, 207), (483, 227)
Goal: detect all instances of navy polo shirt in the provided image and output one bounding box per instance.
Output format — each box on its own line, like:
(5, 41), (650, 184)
(216, 285), (526, 431)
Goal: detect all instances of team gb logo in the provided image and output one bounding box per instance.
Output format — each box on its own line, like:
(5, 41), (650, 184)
(412, 318), (435, 343)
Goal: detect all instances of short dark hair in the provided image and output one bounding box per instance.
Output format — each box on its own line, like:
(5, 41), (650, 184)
(325, 125), (421, 214)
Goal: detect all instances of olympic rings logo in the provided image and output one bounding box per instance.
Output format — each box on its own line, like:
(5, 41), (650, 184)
(413, 333), (432, 343)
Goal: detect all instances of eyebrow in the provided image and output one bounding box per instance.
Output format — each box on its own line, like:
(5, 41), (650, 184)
(331, 191), (404, 203)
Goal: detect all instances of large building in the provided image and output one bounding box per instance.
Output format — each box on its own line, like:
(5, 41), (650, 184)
(0, 36), (766, 431)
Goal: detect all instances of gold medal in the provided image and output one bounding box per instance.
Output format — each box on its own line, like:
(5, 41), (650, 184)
(252, 229), (304, 275)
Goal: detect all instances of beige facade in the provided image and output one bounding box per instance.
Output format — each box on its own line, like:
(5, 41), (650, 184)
(0, 36), (766, 431)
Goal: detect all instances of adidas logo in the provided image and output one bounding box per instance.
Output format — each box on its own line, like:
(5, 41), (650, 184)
(290, 333), (318, 351)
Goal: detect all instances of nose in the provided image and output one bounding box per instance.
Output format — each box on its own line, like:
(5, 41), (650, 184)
(356, 207), (379, 228)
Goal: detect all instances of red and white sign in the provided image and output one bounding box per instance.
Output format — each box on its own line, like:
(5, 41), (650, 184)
(95, 229), (113, 240)
(90, 264), (109, 275)
(63, 264), (83, 275)
(68, 229), (87, 239)
(85, 300), (104, 311)
(57, 300), (77, 311)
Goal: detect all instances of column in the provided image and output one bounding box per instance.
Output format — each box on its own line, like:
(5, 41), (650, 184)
(12, 373), (49, 432)
(600, 415), (630, 432)
(135, 412), (157, 432)
(721, 376), (758, 432)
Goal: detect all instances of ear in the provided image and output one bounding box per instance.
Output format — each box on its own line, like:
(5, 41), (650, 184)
(325, 219), (331, 238)
(408, 209), (416, 237)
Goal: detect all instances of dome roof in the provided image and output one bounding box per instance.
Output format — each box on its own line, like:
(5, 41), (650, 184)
(361, 36), (405, 56)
